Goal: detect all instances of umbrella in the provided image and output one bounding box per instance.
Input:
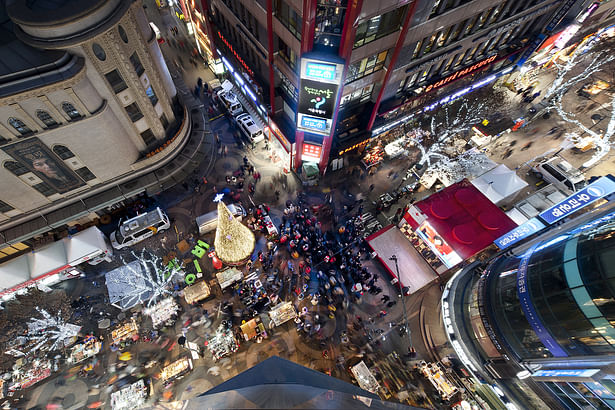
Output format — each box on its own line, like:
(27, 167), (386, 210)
(222, 187), (231, 195)
(87, 402), (104, 409)
(118, 352), (132, 361)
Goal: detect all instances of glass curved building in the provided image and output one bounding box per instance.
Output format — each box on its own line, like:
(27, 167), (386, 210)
(445, 202), (615, 410)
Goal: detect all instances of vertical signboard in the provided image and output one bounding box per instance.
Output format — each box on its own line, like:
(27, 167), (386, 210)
(297, 57), (345, 136)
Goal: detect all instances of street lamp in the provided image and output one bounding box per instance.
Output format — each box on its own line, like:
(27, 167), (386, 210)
(389, 255), (415, 358)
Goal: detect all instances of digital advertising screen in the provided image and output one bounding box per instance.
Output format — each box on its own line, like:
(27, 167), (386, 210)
(416, 222), (462, 268)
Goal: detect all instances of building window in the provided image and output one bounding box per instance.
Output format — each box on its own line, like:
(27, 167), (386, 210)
(412, 40), (423, 59)
(33, 182), (56, 196)
(145, 86), (158, 106)
(140, 129), (156, 146)
(52, 145), (75, 160)
(8, 118), (32, 136)
(61, 102), (81, 120)
(314, 0), (347, 50)
(36, 110), (58, 128)
(75, 167), (96, 181)
(4, 161), (29, 176)
(353, 6), (407, 49)
(160, 113), (169, 129)
(274, 0), (301, 40)
(278, 38), (297, 71)
(0, 135), (8, 146)
(0, 200), (13, 213)
(124, 103), (143, 122)
(118, 25), (129, 43)
(130, 52), (145, 76)
(340, 84), (373, 106)
(464, 14), (481, 36)
(105, 69), (128, 93)
(92, 43), (106, 61)
(345, 50), (388, 84)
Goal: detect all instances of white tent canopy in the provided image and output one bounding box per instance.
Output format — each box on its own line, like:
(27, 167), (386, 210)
(0, 257), (30, 290)
(64, 226), (109, 265)
(421, 149), (498, 189)
(472, 164), (528, 206)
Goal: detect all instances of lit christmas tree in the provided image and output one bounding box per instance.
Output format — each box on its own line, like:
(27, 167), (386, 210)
(214, 200), (255, 265)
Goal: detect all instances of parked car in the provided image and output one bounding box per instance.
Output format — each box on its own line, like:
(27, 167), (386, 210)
(236, 113), (265, 144)
(110, 207), (170, 249)
(533, 156), (586, 194)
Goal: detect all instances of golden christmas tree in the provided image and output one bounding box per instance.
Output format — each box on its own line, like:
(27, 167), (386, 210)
(214, 200), (255, 265)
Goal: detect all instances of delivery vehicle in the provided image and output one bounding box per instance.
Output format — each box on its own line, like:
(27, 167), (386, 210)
(110, 207), (170, 249)
(532, 156), (586, 194)
(196, 203), (246, 235)
(216, 80), (243, 116)
(236, 113), (265, 144)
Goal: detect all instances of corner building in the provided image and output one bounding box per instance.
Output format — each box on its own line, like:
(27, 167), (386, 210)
(0, 0), (206, 260)
(193, 0), (581, 169)
(446, 201), (615, 409)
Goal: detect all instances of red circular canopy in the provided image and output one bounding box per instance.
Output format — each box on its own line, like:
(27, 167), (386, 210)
(430, 201), (454, 219)
(452, 224), (475, 244)
(454, 188), (479, 206)
(477, 212), (503, 231)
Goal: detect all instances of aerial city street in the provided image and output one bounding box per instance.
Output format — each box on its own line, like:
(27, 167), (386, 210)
(1, 0), (615, 408)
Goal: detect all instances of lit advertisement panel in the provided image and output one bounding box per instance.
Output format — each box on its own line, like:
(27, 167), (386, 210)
(416, 222), (462, 268)
(494, 217), (546, 249)
(532, 369), (599, 378)
(297, 56), (344, 136)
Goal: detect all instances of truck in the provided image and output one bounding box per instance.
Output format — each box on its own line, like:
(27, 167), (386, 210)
(532, 156), (586, 194)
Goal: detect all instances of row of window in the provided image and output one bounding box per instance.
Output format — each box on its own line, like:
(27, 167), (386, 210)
(340, 84), (373, 107)
(429, 0), (547, 20)
(274, 0), (301, 41)
(399, 22), (530, 93)
(214, 8), (264, 73)
(278, 38), (298, 72)
(345, 50), (389, 84)
(353, 6), (407, 49)
(416, 0), (545, 62)
(2, 102), (81, 142)
(314, 0), (347, 50)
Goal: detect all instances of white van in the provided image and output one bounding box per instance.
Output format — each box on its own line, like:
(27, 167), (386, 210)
(110, 207), (170, 249)
(196, 203), (246, 235)
(236, 113), (264, 143)
(533, 157), (585, 194)
(217, 80), (243, 116)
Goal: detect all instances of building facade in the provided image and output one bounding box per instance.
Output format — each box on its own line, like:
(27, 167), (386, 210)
(0, 0), (209, 260)
(445, 200), (615, 409)
(188, 0), (585, 170)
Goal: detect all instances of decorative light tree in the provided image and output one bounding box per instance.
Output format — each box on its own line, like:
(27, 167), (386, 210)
(26, 308), (81, 353)
(214, 200), (255, 265)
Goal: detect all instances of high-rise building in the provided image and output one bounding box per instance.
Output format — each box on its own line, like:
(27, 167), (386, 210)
(189, 0), (583, 171)
(0, 0), (208, 261)
(445, 200), (615, 409)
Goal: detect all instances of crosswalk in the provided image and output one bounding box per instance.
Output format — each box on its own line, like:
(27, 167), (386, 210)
(360, 212), (382, 235)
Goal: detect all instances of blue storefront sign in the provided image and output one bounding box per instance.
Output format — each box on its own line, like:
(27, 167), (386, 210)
(305, 62), (337, 81)
(300, 116), (327, 132)
(517, 244), (568, 357)
(494, 217), (546, 249)
(539, 176), (615, 225)
(533, 369), (599, 378)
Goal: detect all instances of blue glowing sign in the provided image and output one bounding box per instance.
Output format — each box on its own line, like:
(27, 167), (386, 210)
(300, 116), (327, 132)
(305, 62), (336, 81)
(494, 218), (546, 249)
(539, 176), (615, 224)
(532, 369), (599, 378)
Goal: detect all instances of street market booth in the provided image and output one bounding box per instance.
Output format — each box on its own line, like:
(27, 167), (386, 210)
(143, 297), (180, 328)
(216, 267), (243, 291)
(160, 357), (193, 383)
(240, 317), (268, 342)
(471, 164), (528, 206)
(67, 335), (102, 364)
(110, 379), (148, 410)
(350, 361), (380, 394)
(268, 301), (297, 327)
(183, 280), (211, 304)
(8, 358), (52, 394)
(206, 324), (239, 361)
(110, 318), (139, 349)
(0, 227), (112, 299)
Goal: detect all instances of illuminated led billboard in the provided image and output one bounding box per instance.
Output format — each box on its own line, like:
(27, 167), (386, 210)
(297, 56), (344, 136)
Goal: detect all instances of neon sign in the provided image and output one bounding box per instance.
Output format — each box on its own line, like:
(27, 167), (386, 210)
(300, 116), (327, 132)
(305, 62), (337, 81)
(217, 31), (254, 77)
(424, 55), (497, 93)
(302, 143), (322, 162)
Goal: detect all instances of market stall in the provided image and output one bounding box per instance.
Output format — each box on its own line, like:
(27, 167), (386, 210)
(143, 297), (180, 328)
(268, 301), (297, 327)
(110, 318), (139, 348)
(67, 335), (101, 364)
(110, 379), (148, 410)
(206, 325), (239, 361)
(160, 357), (193, 382)
(8, 359), (52, 393)
(183, 280), (211, 304)
(361, 143), (384, 169)
(471, 164), (528, 206)
(350, 361), (380, 394)
(240, 317), (267, 342)
(263, 215), (279, 239)
(216, 267), (243, 291)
